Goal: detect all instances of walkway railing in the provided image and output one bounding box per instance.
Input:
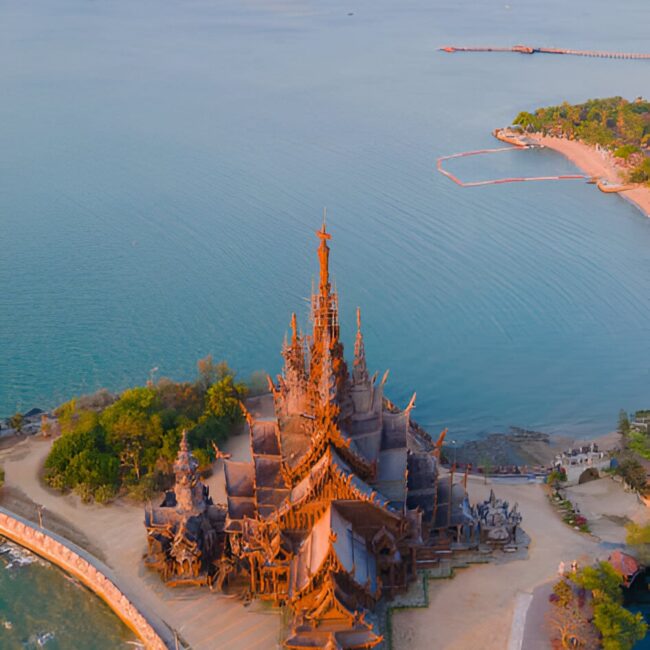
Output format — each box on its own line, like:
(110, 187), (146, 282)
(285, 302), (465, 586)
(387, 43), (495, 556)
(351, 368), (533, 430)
(0, 507), (173, 650)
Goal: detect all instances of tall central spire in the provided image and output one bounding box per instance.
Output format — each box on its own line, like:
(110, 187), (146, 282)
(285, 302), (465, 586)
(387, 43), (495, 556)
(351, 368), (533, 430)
(316, 211), (331, 297)
(312, 213), (339, 345)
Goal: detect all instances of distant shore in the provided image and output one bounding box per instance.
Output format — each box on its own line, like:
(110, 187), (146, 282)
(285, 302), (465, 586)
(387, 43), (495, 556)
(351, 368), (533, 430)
(527, 133), (650, 218)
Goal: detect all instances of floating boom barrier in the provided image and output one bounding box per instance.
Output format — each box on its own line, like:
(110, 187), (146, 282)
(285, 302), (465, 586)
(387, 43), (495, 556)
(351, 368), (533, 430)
(437, 146), (588, 188)
(439, 45), (650, 60)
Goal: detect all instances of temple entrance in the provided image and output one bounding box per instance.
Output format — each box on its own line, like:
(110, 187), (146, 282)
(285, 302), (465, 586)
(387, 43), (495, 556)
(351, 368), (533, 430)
(578, 467), (600, 484)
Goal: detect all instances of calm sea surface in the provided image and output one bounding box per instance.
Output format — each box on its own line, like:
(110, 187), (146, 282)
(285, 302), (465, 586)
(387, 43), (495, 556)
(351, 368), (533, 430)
(0, 540), (136, 648)
(1, 0), (649, 642)
(1, 0), (649, 438)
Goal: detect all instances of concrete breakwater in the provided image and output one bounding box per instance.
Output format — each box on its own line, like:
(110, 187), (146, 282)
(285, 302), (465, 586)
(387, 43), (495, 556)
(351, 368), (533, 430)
(0, 507), (173, 650)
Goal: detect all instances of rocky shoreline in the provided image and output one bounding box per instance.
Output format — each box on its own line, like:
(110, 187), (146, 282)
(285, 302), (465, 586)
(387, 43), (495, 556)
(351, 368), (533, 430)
(1, 405), (616, 472)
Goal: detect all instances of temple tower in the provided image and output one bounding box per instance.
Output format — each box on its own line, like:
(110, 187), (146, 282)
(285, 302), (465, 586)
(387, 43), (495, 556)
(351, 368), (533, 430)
(173, 430), (205, 514)
(279, 312), (309, 416)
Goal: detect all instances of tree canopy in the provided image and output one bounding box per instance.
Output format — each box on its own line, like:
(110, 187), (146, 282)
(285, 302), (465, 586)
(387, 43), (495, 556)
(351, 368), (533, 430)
(570, 561), (648, 650)
(44, 359), (250, 503)
(513, 97), (650, 185)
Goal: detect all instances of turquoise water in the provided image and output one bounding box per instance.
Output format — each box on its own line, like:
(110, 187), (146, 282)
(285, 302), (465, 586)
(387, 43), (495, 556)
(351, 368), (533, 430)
(1, 0), (649, 644)
(1, 0), (649, 439)
(0, 540), (137, 648)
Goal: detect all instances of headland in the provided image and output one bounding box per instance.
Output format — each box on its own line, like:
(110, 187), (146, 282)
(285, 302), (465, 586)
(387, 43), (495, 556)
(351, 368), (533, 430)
(507, 97), (650, 218)
(526, 133), (650, 217)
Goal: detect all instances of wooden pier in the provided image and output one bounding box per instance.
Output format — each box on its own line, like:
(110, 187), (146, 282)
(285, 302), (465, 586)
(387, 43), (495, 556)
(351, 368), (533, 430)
(439, 45), (650, 60)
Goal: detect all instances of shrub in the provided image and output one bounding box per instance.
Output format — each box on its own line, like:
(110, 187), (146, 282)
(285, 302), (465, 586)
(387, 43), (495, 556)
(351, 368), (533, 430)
(614, 144), (640, 159)
(616, 459), (649, 494)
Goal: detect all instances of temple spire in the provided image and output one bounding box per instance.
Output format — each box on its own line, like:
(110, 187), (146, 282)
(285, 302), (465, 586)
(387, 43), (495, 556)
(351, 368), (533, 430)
(353, 307), (369, 385)
(173, 429), (204, 513)
(290, 312), (299, 347)
(318, 326), (337, 407)
(316, 215), (332, 296)
(180, 428), (190, 453)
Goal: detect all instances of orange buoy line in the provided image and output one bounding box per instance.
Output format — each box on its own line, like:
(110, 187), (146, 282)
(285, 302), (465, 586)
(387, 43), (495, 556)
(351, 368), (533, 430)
(439, 45), (650, 60)
(436, 146), (588, 187)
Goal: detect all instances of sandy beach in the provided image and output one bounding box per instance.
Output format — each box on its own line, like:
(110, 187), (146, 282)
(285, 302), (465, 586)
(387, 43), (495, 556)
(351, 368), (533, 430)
(528, 133), (650, 217)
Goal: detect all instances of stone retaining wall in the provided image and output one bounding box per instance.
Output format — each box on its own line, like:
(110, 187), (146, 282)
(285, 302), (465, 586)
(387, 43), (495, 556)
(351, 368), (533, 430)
(0, 507), (171, 650)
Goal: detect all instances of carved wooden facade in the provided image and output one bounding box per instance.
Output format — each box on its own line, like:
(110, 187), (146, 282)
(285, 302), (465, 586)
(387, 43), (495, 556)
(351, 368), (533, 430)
(146, 225), (523, 648)
(220, 225), (483, 649)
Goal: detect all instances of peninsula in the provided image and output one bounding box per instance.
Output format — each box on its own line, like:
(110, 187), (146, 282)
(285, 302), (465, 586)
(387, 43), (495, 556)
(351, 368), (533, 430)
(509, 96), (650, 216)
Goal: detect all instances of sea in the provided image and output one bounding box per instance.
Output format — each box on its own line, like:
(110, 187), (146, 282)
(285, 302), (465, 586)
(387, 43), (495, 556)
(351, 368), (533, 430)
(0, 0), (649, 644)
(0, 539), (137, 648)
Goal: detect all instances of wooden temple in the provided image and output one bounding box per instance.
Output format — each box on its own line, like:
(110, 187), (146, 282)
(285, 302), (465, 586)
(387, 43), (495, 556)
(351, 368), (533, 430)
(145, 223), (523, 648)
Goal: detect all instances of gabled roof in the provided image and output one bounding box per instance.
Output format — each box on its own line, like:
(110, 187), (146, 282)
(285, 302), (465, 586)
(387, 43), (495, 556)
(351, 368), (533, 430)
(251, 420), (281, 456)
(287, 574), (382, 649)
(254, 456), (287, 489)
(283, 447), (396, 518)
(223, 461), (255, 497)
(290, 504), (378, 597)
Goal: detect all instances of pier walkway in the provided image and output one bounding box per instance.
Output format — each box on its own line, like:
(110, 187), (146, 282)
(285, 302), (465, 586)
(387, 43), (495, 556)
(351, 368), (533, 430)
(440, 45), (650, 60)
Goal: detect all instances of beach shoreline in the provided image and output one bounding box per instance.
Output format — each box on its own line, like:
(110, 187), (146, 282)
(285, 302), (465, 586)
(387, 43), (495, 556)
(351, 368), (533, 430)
(526, 133), (650, 218)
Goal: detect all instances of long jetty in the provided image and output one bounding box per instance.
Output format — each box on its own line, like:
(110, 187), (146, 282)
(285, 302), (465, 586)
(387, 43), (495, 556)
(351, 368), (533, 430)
(440, 45), (650, 60)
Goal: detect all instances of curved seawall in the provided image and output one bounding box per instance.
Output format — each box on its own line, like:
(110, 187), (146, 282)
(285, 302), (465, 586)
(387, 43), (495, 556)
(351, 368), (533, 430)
(0, 507), (172, 650)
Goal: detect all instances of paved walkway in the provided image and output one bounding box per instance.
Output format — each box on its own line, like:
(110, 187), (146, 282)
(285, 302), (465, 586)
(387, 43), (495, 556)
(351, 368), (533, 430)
(0, 434), (281, 650)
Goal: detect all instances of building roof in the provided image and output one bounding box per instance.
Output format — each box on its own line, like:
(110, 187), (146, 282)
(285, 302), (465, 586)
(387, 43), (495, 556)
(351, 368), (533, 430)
(609, 550), (640, 581)
(290, 504), (378, 597)
(223, 461), (255, 497)
(251, 420), (281, 456)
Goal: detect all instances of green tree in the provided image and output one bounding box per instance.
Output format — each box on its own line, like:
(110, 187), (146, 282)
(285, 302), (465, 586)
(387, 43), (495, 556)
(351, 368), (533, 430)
(206, 375), (248, 424)
(553, 579), (575, 608)
(547, 468), (567, 490)
(626, 522), (650, 564)
(9, 412), (23, 432)
(574, 561), (624, 603)
(593, 598), (647, 650)
(573, 561), (647, 650)
(44, 422), (119, 498)
(618, 409), (631, 435)
(617, 459), (648, 494)
(629, 158), (650, 184)
(100, 387), (163, 482)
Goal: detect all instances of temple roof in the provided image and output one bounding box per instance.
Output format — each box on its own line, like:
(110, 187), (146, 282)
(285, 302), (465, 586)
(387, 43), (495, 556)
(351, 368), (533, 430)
(290, 504), (378, 597)
(434, 480), (474, 528)
(223, 461), (255, 497)
(251, 420), (281, 456)
(380, 411), (409, 450)
(284, 447), (395, 516)
(285, 628), (381, 650)
(375, 448), (408, 505)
